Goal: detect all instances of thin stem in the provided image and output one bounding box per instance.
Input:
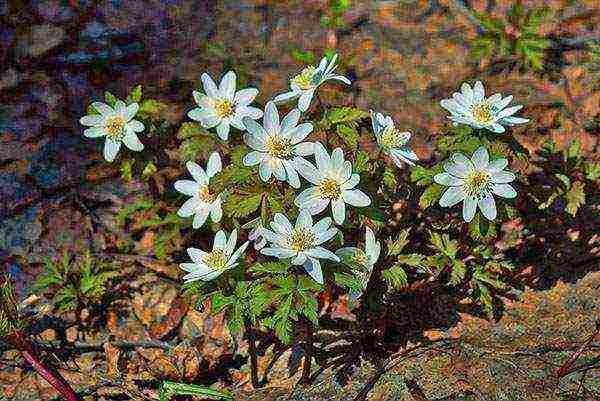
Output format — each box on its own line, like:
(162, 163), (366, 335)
(13, 332), (80, 401)
(301, 318), (314, 385)
(244, 320), (260, 388)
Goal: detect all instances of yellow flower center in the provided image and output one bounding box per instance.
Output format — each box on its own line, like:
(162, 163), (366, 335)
(198, 186), (215, 203)
(353, 250), (368, 266)
(214, 99), (235, 118)
(202, 249), (228, 271)
(265, 135), (294, 159)
(465, 170), (491, 197)
(105, 116), (125, 140)
(471, 103), (494, 124)
(289, 229), (316, 251)
(291, 66), (317, 90)
(318, 178), (342, 200)
(379, 127), (405, 149)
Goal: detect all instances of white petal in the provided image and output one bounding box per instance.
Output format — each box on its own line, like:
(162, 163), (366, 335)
(216, 121), (230, 141)
(261, 247), (296, 259)
(298, 90), (315, 112)
(103, 139), (121, 162)
(127, 120), (144, 133)
(296, 209), (313, 230)
(489, 123), (506, 133)
(225, 229), (238, 257)
(462, 197), (477, 222)
(192, 208), (209, 229)
(434, 172), (463, 187)
(219, 71), (236, 100)
(314, 142), (331, 172)
(329, 75), (351, 85)
(210, 202), (223, 223)
(342, 174), (360, 190)
(293, 142), (315, 156)
(193, 91), (213, 108)
(289, 123), (313, 144)
(497, 105), (523, 119)
(122, 132), (144, 151)
(259, 161), (272, 182)
(293, 252), (307, 265)
(342, 189), (371, 207)
(315, 227), (337, 245)
(244, 133), (267, 152)
(303, 258), (323, 284)
(280, 108), (301, 136)
(305, 246), (339, 261)
(473, 81), (485, 102)
(214, 230), (227, 250)
(80, 115), (104, 126)
(439, 186), (465, 207)
(491, 171), (515, 184)
(201, 73), (219, 98)
(273, 91), (300, 103)
(228, 241), (249, 266)
(492, 183), (517, 199)
(295, 187), (321, 207)
(460, 82), (474, 103)
(264, 101), (280, 134)
(294, 158), (320, 184)
(84, 127), (105, 137)
(174, 180), (200, 196)
(122, 103), (139, 121)
(478, 193), (497, 221)
(331, 199), (346, 225)
(178, 197), (200, 217)
(272, 213), (293, 235)
(243, 150), (266, 166)
(189, 108), (220, 128)
(488, 158), (508, 173)
(242, 117), (267, 140)
(283, 159), (301, 188)
(308, 199), (330, 215)
(493, 95), (513, 110)
(471, 147), (489, 170)
(206, 152), (222, 177)
(234, 88), (258, 106)
(91, 102), (113, 115)
(238, 105), (263, 119)
(186, 161), (209, 186)
(502, 116), (529, 125)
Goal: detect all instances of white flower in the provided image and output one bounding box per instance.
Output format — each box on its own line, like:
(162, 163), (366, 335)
(188, 71), (263, 141)
(294, 143), (371, 225)
(79, 100), (145, 162)
(174, 152), (223, 229)
(273, 54), (351, 112)
(260, 209), (339, 284)
(370, 110), (418, 167)
(242, 101), (315, 188)
(440, 81), (529, 133)
(180, 229), (249, 283)
(434, 146), (517, 223)
(336, 227), (381, 301)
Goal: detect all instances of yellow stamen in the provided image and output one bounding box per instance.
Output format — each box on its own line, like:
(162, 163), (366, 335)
(379, 127), (406, 149)
(105, 116), (125, 140)
(318, 178), (342, 200)
(265, 135), (294, 159)
(471, 103), (494, 124)
(291, 66), (317, 90)
(465, 170), (491, 197)
(289, 229), (316, 251)
(202, 249), (227, 271)
(214, 99), (234, 118)
(198, 186), (215, 203)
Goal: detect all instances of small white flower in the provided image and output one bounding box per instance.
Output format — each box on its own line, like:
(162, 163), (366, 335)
(242, 101), (315, 188)
(260, 209), (339, 284)
(188, 71), (263, 141)
(294, 143), (371, 225)
(174, 152), (223, 229)
(370, 110), (418, 167)
(273, 54), (351, 112)
(440, 81), (529, 133)
(180, 229), (249, 283)
(79, 100), (145, 162)
(434, 146), (517, 223)
(336, 227), (381, 301)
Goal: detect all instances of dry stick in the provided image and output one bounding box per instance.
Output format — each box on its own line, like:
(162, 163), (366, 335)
(301, 317), (314, 385)
(11, 331), (80, 401)
(244, 320), (261, 389)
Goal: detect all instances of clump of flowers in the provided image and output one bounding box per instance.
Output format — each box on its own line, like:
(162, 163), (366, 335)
(434, 147), (516, 222)
(274, 54), (351, 112)
(440, 81), (529, 133)
(80, 100), (145, 162)
(189, 71), (263, 140)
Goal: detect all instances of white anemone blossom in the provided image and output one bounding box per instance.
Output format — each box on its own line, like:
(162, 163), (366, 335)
(188, 71), (263, 141)
(294, 143), (371, 225)
(336, 227), (381, 301)
(180, 229), (249, 283)
(242, 101), (315, 188)
(434, 146), (517, 223)
(440, 81), (529, 133)
(273, 54), (351, 112)
(79, 100), (144, 162)
(260, 209), (339, 284)
(370, 110), (418, 167)
(242, 217), (266, 250)
(174, 152), (223, 229)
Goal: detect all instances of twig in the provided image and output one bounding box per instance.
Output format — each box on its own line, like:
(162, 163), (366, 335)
(244, 320), (261, 389)
(301, 317), (314, 385)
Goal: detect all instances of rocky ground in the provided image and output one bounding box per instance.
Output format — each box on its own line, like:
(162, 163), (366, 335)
(1, 0), (599, 400)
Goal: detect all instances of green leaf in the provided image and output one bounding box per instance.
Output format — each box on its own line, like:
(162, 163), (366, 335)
(120, 159), (134, 182)
(264, 294), (293, 344)
(211, 293), (234, 314)
(584, 162), (600, 181)
(567, 138), (582, 160)
(223, 192), (263, 219)
(383, 167), (397, 190)
(291, 49), (315, 64)
(386, 228), (411, 256)
(396, 253), (424, 267)
(250, 261), (290, 275)
(333, 272), (362, 292)
(336, 124), (359, 149)
(138, 99), (168, 118)
(159, 381), (232, 401)
(381, 264), (408, 290)
(419, 184), (443, 209)
(565, 181), (585, 217)
(353, 150), (371, 174)
(126, 85), (142, 104)
(410, 165), (435, 186)
(449, 260), (467, 285)
(428, 232), (458, 259)
(104, 91), (118, 107)
(358, 206), (386, 223)
(327, 107), (368, 125)
(142, 162), (157, 180)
